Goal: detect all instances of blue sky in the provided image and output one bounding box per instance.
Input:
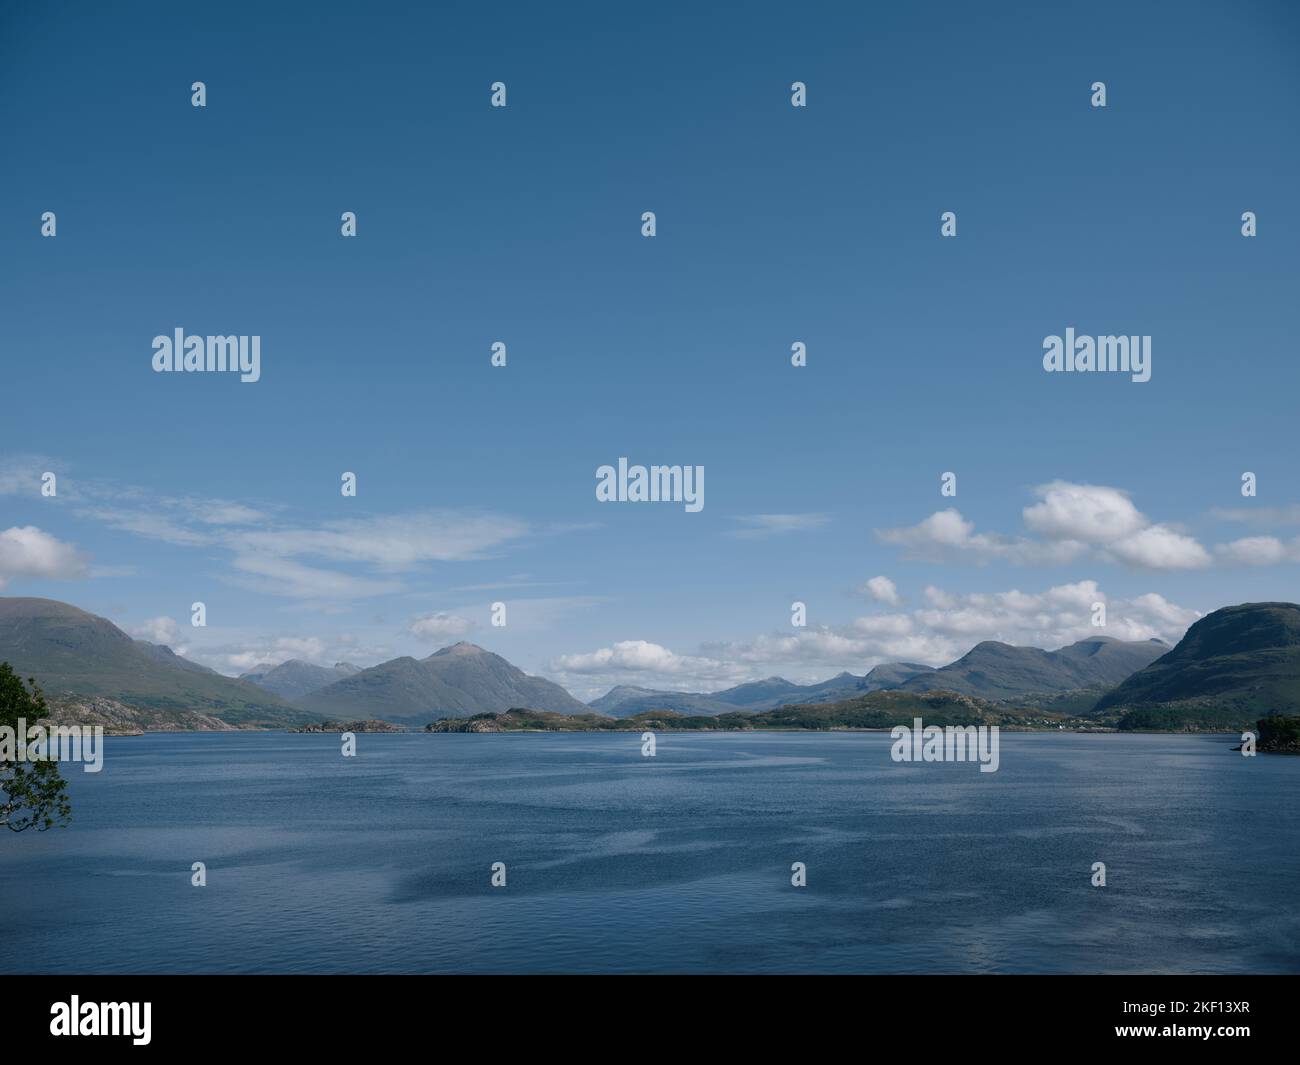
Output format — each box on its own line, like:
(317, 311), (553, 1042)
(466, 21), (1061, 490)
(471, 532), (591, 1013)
(2, 0), (1298, 699)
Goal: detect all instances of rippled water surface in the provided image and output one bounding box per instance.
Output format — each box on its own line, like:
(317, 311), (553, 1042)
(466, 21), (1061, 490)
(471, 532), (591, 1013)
(2, 730), (1297, 973)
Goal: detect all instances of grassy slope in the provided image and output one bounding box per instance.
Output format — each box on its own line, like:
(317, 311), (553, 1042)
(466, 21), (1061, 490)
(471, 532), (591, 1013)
(0, 598), (319, 727)
(1097, 603), (1300, 731)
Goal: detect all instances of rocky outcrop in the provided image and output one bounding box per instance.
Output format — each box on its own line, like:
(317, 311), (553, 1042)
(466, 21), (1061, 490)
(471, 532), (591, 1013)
(39, 693), (236, 734)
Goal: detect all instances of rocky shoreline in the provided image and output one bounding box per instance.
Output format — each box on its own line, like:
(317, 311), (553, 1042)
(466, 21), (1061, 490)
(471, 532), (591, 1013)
(39, 694), (236, 735)
(291, 719), (406, 733)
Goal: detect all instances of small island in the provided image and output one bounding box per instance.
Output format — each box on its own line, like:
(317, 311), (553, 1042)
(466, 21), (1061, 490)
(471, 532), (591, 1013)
(1256, 715), (1300, 753)
(292, 719), (405, 733)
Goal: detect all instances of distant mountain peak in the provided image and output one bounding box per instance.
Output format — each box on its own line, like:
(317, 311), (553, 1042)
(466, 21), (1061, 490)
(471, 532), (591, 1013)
(239, 658), (366, 700)
(301, 639), (587, 722)
(431, 641), (488, 657)
(965, 640), (1017, 654)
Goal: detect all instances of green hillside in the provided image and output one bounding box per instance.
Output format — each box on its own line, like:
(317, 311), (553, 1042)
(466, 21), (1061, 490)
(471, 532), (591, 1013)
(900, 637), (1168, 700)
(299, 641), (589, 722)
(1097, 602), (1300, 730)
(0, 597), (320, 728)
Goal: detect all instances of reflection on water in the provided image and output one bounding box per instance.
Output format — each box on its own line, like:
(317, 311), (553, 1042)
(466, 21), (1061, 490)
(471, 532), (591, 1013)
(1, 730), (1296, 974)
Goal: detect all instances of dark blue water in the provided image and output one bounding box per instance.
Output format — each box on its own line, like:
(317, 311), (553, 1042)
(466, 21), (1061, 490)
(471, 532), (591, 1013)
(2, 730), (1297, 973)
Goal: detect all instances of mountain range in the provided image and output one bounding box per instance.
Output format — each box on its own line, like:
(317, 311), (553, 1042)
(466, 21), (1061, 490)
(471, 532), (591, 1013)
(587, 662), (936, 717)
(895, 636), (1169, 701)
(293, 641), (590, 724)
(239, 659), (359, 700)
(591, 637), (1167, 716)
(5, 595), (1300, 732)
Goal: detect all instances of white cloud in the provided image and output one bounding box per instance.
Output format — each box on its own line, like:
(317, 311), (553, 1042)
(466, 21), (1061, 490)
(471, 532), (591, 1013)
(3, 456), (539, 604)
(1214, 535), (1294, 566)
(863, 575), (901, 606)
(213, 511), (537, 600)
(225, 555), (405, 600)
(130, 615), (182, 646)
(90, 504), (535, 602)
(1126, 591), (1201, 631)
(924, 585), (957, 609)
(0, 457), (56, 497)
(550, 640), (740, 695)
(876, 507), (1085, 565)
(851, 612), (914, 637)
(232, 511), (529, 570)
(553, 639), (721, 677)
(730, 513), (830, 539)
(1023, 482), (1146, 542)
(225, 652), (276, 672)
(896, 508), (975, 549)
(877, 482), (1216, 571)
(473, 596), (603, 631)
(268, 636), (328, 661)
(409, 612), (475, 642)
(1211, 504), (1300, 527)
(0, 526), (87, 587)
(1107, 524), (1211, 569)
(904, 580), (1198, 646)
(405, 596), (602, 640)
(178, 633), (347, 674)
(182, 500), (266, 525)
(85, 507), (215, 547)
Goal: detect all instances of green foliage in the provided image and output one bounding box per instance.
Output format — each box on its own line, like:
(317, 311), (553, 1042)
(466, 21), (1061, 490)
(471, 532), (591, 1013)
(1115, 704), (1259, 731)
(1257, 714), (1300, 752)
(426, 690), (1081, 732)
(0, 661), (71, 832)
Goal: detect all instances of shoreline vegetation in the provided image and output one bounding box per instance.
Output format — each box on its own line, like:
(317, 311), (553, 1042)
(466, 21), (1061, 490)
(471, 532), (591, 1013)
(1256, 715), (1300, 753)
(420, 705), (1300, 748)
(411, 692), (1300, 749)
(293, 719), (404, 734)
(424, 691), (1081, 734)
(38, 686), (1300, 748)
